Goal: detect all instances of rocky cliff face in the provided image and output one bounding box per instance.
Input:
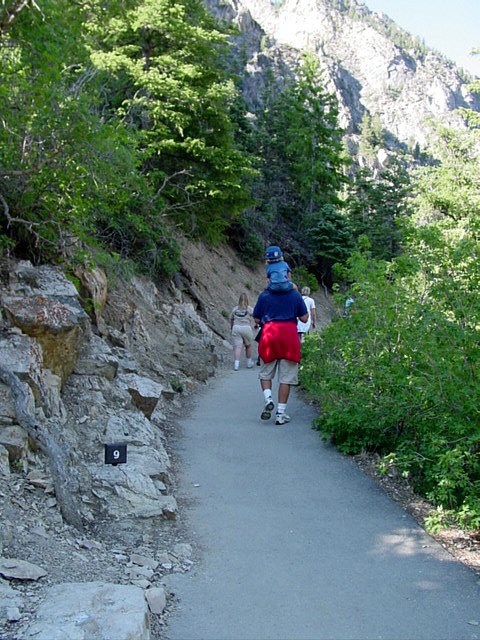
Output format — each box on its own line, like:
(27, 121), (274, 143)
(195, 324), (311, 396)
(206, 0), (479, 150)
(1, 240), (335, 638)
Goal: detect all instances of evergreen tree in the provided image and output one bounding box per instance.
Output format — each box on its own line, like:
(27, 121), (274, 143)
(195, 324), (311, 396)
(282, 53), (349, 216)
(87, 0), (255, 243)
(358, 111), (385, 159)
(251, 53), (350, 274)
(347, 158), (412, 260)
(251, 71), (299, 228)
(305, 204), (354, 285)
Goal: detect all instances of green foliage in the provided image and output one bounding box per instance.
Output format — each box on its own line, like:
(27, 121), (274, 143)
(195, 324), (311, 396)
(167, 374), (184, 393)
(87, 0), (256, 243)
(238, 231), (264, 269)
(424, 507), (452, 534)
(291, 266), (319, 292)
(300, 201), (480, 528)
(456, 52), (480, 126)
(0, 234), (15, 257)
(346, 158), (412, 260)
(0, 0), (256, 274)
(412, 123), (480, 225)
(306, 204), (354, 263)
(358, 112), (385, 159)
(301, 117), (480, 528)
(0, 0), (179, 275)
(249, 53), (351, 281)
(282, 54), (349, 212)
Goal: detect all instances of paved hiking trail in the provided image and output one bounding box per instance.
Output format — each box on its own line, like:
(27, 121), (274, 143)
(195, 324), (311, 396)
(164, 366), (480, 640)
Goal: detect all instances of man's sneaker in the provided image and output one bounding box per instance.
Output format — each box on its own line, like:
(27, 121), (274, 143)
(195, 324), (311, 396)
(261, 399), (275, 420)
(275, 413), (291, 425)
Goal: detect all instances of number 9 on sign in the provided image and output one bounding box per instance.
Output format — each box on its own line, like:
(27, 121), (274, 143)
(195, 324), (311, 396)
(104, 443), (127, 465)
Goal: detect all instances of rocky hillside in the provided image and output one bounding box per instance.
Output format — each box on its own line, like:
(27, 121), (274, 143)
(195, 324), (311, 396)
(0, 241), (335, 639)
(2, 3), (479, 636)
(3, 243), (480, 639)
(206, 0), (479, 150)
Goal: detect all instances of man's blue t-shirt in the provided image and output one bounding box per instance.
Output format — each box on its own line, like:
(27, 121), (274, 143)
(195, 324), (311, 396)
(253, 289), (308, 324)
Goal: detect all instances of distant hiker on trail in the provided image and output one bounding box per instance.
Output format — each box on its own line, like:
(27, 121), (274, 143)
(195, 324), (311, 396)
(297, 286), (316, 343)
(230, 293), (255, 371)
(344, 294), (355, 317)
(253, 285), (308, 425)
(264, 245), (293, 292)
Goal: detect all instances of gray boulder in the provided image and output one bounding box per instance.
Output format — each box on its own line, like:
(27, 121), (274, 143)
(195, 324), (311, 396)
(23, 581), (150, 640)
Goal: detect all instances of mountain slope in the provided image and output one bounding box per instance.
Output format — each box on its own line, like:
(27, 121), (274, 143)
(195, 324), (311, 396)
(206, 0), (479, 150)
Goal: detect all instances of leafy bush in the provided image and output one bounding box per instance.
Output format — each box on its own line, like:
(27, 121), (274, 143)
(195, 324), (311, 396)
(292, 266), (319, 292)
(300, 238), (480, 530)
(0, 0), (255, 274)
(238, 231), (264, 269)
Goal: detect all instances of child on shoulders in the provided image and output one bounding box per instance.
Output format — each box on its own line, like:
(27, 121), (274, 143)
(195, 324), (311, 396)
(264, 245), (293, 292)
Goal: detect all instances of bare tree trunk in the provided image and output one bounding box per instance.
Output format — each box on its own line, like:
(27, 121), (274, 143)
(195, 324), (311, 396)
(0, 366), (83, 531)
(0, 0), (40, 35)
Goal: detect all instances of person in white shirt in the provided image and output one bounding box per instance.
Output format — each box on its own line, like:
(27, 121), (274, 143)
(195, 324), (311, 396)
(344, 295), (355, 316)
(297, 287), (316, 343)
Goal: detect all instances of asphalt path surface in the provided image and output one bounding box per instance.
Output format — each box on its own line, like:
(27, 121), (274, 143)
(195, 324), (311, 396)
(164, 365), (480, 640)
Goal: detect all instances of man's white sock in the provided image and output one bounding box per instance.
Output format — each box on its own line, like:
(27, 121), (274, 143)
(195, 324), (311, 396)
(277, 403), (287, 414)
(263, 389), (272, 402)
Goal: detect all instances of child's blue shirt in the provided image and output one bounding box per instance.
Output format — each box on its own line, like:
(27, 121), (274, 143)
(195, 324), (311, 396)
(266, 259), (291, 279)
(266, 259), (292, 291)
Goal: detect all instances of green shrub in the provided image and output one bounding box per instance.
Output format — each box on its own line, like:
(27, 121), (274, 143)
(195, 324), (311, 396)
(292, 266), (319, 292)
(300, 244), (480, 530)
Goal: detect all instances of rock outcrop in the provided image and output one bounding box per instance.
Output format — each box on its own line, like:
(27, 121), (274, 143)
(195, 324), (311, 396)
(0, 241), (269, 639)
(205, 0), (480, 150)
(23, 582), (150, 640)
(0, 261), (182, 527)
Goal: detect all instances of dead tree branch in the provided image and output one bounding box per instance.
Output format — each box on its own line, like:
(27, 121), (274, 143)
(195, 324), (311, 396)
(0, 0), (42, 35)
(0, 366), (84, 531)
(149, 168), (191, 205)
(0, 191), (71, 256)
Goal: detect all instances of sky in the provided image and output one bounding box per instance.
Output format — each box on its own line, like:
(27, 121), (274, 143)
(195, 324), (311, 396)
(363, 0), (480, 77)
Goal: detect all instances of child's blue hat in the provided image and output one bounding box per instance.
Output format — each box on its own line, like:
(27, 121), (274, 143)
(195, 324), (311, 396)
(264, 245), (283, 261)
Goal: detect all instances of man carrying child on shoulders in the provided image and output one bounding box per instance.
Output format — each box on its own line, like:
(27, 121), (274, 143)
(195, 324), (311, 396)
(253, 246), (308, 426)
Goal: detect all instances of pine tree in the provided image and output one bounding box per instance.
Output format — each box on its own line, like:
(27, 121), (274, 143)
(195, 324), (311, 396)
(347, 158), (412, 260)
(87, 0), (255, 243)
(358, 112), (385, 159)
(251, 52), (350, 272)
(305, 204), (354, 285)
(282, 53), (349, 216)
